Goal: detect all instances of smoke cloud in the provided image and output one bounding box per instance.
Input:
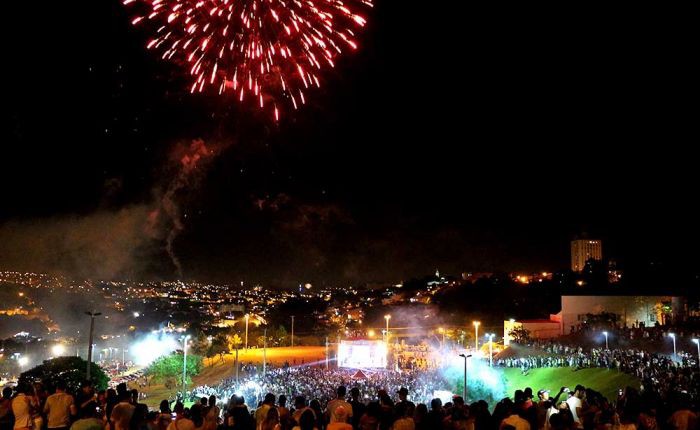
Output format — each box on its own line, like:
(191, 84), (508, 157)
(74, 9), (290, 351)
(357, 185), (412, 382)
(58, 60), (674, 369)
(0, 205), (153, 280)
(146, 138), (227, 277)
(0, 138), (227, 280)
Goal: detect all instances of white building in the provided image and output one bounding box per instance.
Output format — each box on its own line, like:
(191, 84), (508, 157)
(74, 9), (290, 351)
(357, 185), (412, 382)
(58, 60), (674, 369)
(503, 316), (562, 345)
(560, 295), (671, 334)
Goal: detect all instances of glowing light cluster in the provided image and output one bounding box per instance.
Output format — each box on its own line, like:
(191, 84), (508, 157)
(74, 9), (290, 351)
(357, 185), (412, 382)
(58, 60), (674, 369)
(130, 333), (179, 365)
(124, 0), (372, 119)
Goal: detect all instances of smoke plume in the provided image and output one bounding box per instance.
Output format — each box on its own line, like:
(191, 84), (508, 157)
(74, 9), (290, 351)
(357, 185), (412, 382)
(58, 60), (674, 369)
(146, 138), (226, 277)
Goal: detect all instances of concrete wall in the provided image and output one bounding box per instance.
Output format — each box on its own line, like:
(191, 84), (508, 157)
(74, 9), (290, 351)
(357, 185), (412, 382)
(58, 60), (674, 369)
(523, 322), (561, 339)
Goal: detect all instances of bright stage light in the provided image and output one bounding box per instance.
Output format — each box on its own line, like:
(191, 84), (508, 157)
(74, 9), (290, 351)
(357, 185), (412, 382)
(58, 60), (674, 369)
(52, 344), (66, 356)
(18, 356), (29, 367)
(338, 340), (387, 368)
(130, 333), (179, 365)
(433, 390), (454, 405)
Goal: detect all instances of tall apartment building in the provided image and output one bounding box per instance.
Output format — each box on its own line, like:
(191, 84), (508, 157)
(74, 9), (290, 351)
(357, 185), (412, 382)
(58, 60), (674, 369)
(571, 239), (602, 272)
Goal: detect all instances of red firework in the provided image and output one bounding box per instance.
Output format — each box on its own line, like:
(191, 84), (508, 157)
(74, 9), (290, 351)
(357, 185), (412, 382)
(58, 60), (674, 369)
(123, 0), (372, 120)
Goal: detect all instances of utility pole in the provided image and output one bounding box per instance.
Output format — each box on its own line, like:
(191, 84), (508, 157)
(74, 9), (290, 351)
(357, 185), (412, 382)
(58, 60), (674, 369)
(85, 311), (101, 380)
(263, 328), (267, 376)
(235, 347), (239, 384)
(244, 314), (249, 349)
(182, 335), (191, 398)
(459, 354), (472, 401)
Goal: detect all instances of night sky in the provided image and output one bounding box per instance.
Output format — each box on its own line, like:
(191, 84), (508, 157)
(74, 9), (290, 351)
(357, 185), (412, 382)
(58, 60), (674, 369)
(2, 2), (697, 285)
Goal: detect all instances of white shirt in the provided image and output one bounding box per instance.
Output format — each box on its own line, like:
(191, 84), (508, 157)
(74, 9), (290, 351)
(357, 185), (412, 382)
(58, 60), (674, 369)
(566, 396), (582, 426)
(11, 394), (35, 429)
(44, 392), (75, 428)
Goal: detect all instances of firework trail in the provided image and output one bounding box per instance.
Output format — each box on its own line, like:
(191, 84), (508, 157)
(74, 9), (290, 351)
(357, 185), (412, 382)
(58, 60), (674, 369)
(147, 138), (224, 277)
(124, 0), (372, 120)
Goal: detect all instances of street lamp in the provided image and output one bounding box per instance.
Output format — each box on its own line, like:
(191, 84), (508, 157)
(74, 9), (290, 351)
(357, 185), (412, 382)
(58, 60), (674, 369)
(384, 315), (391, 343)
(458, 354), (472, 401)
(181, 335), (191, 398)
(473, 321), (480, 351)
(603, 331), (609, 350)
(438, 327), (445, 349)
(692, 339), (700, 369)
(485, 334), (495, 367)
(85, 311), (101, 380)
(244, 314), (250, 349)
(669, 333), (677, 358)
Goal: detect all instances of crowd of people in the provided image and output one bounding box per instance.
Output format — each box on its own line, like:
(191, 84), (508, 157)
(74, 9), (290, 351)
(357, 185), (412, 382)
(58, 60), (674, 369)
(495, 344), (700, 403)
(2, 339), (700, 430)
(3, 376), (698, 430)
(190, 367), (449, 408)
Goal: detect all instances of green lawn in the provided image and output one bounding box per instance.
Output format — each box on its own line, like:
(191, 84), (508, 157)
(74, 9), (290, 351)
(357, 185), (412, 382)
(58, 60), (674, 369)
(501, 367), (640, 402)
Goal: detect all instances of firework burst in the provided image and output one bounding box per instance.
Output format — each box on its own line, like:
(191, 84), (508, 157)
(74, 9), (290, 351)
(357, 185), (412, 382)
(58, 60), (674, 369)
(124, 0), (372, 120)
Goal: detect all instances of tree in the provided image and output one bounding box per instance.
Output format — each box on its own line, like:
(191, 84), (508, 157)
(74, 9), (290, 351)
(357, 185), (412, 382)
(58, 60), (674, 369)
(227, 334), (243, 353)
(508, 327), (532, 344)
(271, 325), (288, 347)
(145, 353), (203, 386)
(19, 357), (108, 392)
(210, 334), (229, 363)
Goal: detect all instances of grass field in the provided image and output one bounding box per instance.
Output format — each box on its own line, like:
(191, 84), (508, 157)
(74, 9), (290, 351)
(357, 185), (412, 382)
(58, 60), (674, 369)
(501, 367), (640, 402)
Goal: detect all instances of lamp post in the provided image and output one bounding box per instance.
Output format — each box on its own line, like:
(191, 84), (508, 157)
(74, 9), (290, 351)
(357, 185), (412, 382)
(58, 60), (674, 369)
(263, 328), (267, 376)
(692, 339), (700, 369)
(181, 335), (191, 398)
(244, 314), (250, 349)
(485, 334), (495, 367)
(439, 327), (445, 349)
(291, 316), (295, 347)
(85, 311), (101, 380)
(669, 333), (677, 358)
(458, 353), (472, 401)
(473, 321), (480, 352)
(385, 315), (391, 343)
(603, 331), (609, 350)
